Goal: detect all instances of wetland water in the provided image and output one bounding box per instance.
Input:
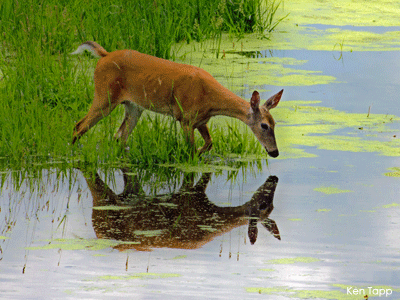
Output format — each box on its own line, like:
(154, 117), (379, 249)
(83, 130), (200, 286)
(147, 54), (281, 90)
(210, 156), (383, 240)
(2, 2), (400, 300)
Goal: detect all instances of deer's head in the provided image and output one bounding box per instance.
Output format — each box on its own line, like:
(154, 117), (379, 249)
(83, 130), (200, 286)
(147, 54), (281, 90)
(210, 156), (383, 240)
(249, 90), (282, 158)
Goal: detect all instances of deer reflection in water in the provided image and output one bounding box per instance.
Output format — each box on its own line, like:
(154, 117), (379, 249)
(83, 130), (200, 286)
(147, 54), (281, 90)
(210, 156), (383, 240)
(82, 169), (280, 251)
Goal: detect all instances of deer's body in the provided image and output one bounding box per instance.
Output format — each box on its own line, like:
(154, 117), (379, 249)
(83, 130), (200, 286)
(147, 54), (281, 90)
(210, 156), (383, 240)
(71, 41), (282, 156)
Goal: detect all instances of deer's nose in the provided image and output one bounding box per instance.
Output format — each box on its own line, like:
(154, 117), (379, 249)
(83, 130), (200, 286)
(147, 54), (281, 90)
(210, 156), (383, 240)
(268, 149), (279, 158)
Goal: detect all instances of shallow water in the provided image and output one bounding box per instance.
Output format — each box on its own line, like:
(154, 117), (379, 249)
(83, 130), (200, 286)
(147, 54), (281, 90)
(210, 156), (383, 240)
(2, 5), (400, 300)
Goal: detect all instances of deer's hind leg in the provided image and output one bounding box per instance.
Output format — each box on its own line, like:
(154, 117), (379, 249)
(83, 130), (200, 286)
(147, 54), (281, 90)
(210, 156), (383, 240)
(114, 101), (143, 144)
(197, 124), (212, 153)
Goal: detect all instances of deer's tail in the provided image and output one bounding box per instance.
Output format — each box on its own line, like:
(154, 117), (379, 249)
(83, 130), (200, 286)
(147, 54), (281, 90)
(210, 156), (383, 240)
(70, 41), (108, 58)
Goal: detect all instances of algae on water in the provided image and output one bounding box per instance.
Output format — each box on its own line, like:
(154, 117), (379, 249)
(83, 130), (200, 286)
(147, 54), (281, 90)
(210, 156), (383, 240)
(314, 186), (353, 195)
(265, 257), (320, 264)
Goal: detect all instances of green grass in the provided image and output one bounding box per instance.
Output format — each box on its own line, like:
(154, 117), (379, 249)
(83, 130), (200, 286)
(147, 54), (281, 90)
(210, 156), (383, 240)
(0, 0), (284, 170)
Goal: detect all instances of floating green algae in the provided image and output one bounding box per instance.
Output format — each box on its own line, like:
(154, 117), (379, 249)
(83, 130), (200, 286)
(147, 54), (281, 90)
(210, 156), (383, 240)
(265, 0), (400, 52)
(266, 257), (320, 264)
(172, 0), (400, 84)
(316, 209), (332, 213)
(280, 0), (400, 27)
(266, 24), (400, 52)
(174, 37), (337, 91)
(384, 167), (400, 177)
(197, 225), (218, 232)
(314, 186), (353, 195)
(92, 273), (181, 281)
(246, 286), (290, 295)
(381, 203), (400, 209)
(273, 101), (400, 159)
(171, 255), (187, 260)
(25, 238), (139, 251)
(92, 205), (132, 211)
(246, 287), (356, 299)
(133, 230), (164, 237)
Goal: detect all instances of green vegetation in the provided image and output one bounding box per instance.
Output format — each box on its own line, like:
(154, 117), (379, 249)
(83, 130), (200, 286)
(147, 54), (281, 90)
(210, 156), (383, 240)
(265, 257), (320, 264)
(0, 0), (284, 170)
(314, 186), (353, 195)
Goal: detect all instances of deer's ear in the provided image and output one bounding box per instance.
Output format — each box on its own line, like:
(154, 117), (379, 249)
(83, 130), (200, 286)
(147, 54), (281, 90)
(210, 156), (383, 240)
(264, 89), (283, 110)
(250, 91), (260, 111)
(262, 219), (281, 240)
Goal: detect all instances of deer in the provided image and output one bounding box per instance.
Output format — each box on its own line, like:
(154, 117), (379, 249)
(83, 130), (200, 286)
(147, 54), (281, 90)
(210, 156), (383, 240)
(71, 41), (283, 157)
(79, 167), (280, 251)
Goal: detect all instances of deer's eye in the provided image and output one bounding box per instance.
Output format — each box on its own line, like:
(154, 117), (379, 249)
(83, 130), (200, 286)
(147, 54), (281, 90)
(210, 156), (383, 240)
(261, 123), (269, 130)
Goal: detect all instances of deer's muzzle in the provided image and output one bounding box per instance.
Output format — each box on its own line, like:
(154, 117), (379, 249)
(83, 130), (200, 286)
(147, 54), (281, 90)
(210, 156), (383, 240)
(268, 149), (279, 158)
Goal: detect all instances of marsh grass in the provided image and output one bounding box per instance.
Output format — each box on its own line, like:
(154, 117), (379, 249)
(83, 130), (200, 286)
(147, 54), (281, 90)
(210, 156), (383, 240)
(0, 0), (283, 170)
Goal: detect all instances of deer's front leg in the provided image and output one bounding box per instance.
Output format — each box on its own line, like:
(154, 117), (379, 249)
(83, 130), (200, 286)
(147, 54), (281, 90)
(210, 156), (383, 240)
(197, 124), (212, 153)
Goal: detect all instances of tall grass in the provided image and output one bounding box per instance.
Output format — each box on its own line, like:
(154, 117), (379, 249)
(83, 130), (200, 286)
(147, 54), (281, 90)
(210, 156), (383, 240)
(0, 0), (283, 169)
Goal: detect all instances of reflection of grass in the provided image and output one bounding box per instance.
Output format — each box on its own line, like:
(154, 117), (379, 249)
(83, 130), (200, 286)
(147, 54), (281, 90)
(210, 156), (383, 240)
(333, 39), (345, 61)
(0, 160), (262, 243)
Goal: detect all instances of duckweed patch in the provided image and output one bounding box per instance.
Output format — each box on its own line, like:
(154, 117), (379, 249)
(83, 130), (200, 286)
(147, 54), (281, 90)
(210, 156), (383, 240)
(133, 230), (164, 237)
(268, 25), (400, 52)
(265, 257), (320, 264)
(92, 205), (132, 211)
(281, 0), (400, 27)
(381, 203), (400, 209)
(267, 0), (400, 52)
(314, 186), (353, 195)
(384, 167), (400, 177)
(175, 39), (337, 90)
(25, 238), (139, 251)
(273, 101), (400, 159)
(197, 225), (218, 232)
(246, 287), (352, 299)
(92, 273), (181, 281)
(171, 255), (187, 260)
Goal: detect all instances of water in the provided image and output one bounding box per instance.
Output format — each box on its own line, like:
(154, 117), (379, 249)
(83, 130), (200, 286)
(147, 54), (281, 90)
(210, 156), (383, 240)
(2, 18), (400, 300)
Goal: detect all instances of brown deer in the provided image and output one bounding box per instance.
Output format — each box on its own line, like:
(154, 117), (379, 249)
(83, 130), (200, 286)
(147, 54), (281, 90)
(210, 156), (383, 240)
(71, 41), (283, 156)
(80, 168), (280, 251)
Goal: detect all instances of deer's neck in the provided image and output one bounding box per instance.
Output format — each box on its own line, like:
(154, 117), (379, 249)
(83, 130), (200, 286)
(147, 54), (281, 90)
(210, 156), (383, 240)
(210, 91), (251, 125)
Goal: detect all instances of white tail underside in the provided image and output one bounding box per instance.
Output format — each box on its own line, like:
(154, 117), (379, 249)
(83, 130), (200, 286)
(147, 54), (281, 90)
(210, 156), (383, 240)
(70, 44), (100, 57)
